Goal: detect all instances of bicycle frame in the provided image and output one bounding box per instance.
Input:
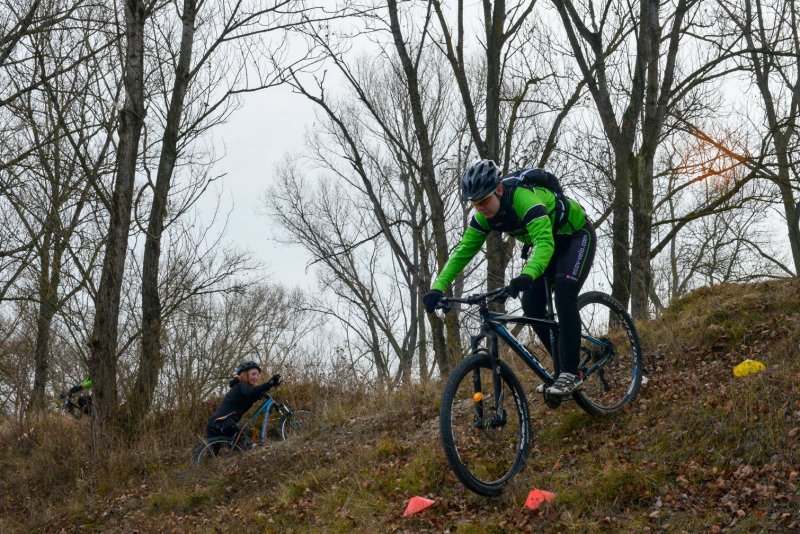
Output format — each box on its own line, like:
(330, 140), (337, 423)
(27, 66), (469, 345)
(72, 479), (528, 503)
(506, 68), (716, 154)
(232, 394), (285, 447)
(449, 279), (616, 389)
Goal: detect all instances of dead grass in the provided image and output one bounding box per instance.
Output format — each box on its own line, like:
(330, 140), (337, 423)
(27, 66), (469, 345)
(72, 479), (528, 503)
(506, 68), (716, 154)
(1, 279), (799, 533)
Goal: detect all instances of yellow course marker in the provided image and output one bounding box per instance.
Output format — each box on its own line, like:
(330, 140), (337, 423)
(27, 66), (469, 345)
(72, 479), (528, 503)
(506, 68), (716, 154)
(472, 392), (484, 402)
(733, 359), (765, 377)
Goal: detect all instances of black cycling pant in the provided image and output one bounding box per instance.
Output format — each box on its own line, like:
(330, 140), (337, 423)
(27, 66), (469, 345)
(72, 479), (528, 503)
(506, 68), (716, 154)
(206, 416), (240, 440)
(521, 220), (596, 375)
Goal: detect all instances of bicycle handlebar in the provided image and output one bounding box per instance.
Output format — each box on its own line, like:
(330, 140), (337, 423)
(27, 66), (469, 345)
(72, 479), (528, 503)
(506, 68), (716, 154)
(436, 286), (509, 312)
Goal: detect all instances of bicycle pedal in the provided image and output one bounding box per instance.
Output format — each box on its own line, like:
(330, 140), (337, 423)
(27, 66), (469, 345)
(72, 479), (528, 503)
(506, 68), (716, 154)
(543, 393), (562, 409)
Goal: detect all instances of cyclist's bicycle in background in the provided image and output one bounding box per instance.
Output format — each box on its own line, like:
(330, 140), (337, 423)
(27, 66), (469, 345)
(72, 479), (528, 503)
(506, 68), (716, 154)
(60, 387), (92, 418)
(192, 393), (314, 464)
(436, 280), (643, 496)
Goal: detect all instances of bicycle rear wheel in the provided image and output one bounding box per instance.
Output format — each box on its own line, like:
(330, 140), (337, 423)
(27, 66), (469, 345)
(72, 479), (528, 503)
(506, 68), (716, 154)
(573, 291), (643, 415)
(439, 352), (531, 497)
(279, 409), (316, 441)
(192, 436), (247, 464)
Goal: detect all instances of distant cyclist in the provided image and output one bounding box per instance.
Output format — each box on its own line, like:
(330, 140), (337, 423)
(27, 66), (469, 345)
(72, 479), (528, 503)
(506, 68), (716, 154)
(206, 362), (282, 441)
(60, 379), (93, 416)
(423, 160), (596, 397)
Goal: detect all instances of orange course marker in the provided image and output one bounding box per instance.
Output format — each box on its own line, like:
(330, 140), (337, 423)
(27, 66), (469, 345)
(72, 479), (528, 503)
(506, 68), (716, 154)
(523, 489), (556, 510)
(403, 496), (435, 517)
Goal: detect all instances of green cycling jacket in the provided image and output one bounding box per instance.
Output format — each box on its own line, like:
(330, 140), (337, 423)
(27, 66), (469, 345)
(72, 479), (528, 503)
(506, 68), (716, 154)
(431, 185), (587, 293)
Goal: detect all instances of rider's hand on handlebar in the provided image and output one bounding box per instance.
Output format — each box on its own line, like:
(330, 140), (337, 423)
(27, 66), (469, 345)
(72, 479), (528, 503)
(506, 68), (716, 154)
(422, 289), (443, 313)
(505, 274), (533, 299)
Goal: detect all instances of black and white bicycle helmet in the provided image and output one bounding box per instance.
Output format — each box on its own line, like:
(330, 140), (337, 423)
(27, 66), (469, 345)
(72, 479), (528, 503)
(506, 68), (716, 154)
(235, 361), (261, 375)
(461, 159), (501, 201)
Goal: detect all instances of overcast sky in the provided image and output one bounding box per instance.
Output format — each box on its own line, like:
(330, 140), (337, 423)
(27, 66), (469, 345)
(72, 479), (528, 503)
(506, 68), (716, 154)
(200, 84), (319, 289)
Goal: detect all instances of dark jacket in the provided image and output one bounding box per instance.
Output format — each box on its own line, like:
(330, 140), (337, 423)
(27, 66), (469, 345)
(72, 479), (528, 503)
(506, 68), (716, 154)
(208, 377), (274, 425)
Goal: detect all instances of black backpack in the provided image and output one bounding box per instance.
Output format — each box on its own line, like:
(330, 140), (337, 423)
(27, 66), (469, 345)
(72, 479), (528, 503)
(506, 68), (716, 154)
(500, 168), (571, 260)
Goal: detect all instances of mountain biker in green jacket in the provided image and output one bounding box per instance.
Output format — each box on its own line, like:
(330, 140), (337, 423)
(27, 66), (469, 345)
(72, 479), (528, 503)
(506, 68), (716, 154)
(66, 379), (92, 396)
(60, 379), (93, 416)
(423, 159), (596, 397)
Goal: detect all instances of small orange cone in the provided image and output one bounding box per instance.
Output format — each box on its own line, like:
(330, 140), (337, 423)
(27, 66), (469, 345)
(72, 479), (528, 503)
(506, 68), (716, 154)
(523, 489), (555, 510)
(403, 496), (435, 517)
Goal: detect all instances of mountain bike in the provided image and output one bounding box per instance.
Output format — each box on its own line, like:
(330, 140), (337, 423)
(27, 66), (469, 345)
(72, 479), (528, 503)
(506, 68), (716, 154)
(59, 390), (92, 418)
(436, 280), (643, 496)
(192, 393), (315, 464)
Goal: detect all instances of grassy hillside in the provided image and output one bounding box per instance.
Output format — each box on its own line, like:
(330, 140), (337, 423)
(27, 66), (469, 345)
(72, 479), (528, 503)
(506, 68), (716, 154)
(1, 279), (798, 533)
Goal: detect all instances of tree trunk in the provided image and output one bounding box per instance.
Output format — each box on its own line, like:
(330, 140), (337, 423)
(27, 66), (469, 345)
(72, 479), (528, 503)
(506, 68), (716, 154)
(631, 157), (654, 319)
(28, 235), (55, 412)
(127, 0), (196, 431)
(483, 1), (511, 298)
(629, 0), (688, 318)
(399, 282), (417, 385)
(416, 291), (429, 381)
(611, 155), (633, 307)
(426, 319), (446, 376)
(774, 148), (800, 275)
(88, 0), (147, 448)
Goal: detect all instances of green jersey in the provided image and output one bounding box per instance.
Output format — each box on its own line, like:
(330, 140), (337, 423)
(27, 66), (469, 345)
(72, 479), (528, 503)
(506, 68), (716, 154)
(431, 185), (587, 293)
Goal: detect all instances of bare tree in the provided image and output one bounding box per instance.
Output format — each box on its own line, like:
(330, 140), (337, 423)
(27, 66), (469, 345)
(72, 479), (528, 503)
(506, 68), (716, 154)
(552, 0), (663, 310)
(716, 0), (800, 275)
(627, 0), (753, 318)
(0, 1), (107, 110)
(652, 171), (786, 310)
(0, 0), (42, 68)
(387, 0), (461, 372)
(270, 155), (416, 384)
(128, 0), (348, 430)
(88, 0), (149, 446)
(647, 120), (789, 309)
(156, 280), (312, 410)
(428, 0), (540, 295)
(0, 1), (118, 412)
(284, 18), (468, 375)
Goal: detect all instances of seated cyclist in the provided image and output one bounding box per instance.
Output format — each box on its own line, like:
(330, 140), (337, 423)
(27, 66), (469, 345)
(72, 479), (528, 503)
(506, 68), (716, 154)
(206, 361), (281, 440)
(423, 159), (596, 397)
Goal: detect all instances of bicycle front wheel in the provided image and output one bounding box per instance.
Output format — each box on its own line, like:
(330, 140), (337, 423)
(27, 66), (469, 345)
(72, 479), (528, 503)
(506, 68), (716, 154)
(574, 291), (643, 415)
(279, 409), (316, 441)
(439, 352), (531, 497)
(192, 436), (247, 465)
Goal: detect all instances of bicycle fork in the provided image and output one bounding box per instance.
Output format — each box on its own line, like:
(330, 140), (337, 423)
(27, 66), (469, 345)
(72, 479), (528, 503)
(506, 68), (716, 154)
(470, 328), (507, 430)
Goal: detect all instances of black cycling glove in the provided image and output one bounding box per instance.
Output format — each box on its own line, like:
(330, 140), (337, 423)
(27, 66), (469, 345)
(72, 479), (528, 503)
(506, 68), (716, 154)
(267, 374), (282, 389)
(422, 289), (443, 313)
(505, 274), (533, 299)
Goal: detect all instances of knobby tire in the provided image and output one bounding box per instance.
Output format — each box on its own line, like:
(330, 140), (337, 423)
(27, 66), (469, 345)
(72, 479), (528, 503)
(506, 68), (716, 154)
(439, 353), (531, 496)
(573, 291), (643, 415)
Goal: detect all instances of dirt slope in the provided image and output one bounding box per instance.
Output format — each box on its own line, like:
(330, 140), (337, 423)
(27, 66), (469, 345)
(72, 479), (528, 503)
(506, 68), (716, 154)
(1, 279), (798, 533)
